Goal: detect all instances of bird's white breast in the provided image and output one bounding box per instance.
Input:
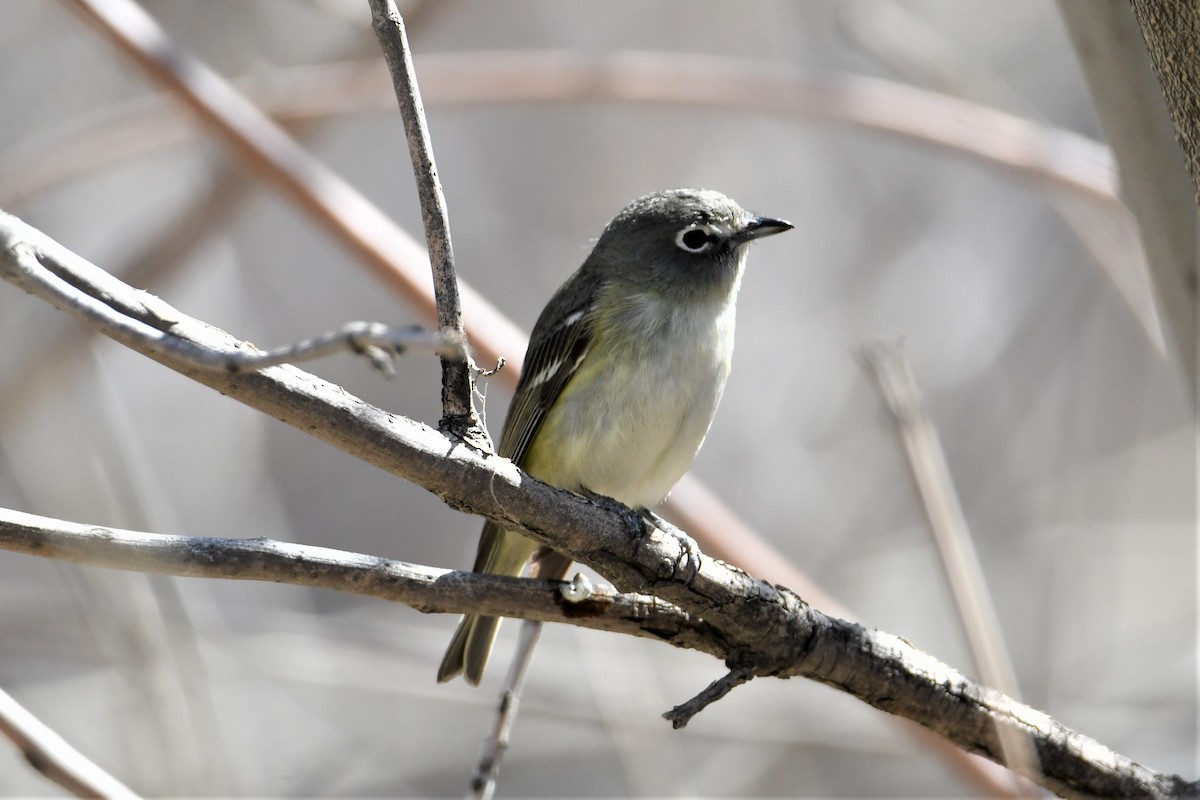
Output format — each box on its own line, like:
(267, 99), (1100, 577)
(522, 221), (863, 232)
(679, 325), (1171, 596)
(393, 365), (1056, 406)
(523, 286), (738, 509)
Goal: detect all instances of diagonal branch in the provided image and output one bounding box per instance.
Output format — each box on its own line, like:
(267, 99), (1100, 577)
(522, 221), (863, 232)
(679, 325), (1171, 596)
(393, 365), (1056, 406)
(864, 340), (1038, 790)
(0, 684), (139, 800)
(0, 210), (1193, 799)
(1057, 0), (1196, 377)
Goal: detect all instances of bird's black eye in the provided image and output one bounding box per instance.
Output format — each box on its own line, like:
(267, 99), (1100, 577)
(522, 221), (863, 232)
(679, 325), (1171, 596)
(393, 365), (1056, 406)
(675, 224), (718, 253)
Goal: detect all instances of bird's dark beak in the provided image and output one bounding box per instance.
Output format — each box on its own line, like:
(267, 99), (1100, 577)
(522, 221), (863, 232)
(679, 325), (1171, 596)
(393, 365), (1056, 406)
(736, 215), (794, 243)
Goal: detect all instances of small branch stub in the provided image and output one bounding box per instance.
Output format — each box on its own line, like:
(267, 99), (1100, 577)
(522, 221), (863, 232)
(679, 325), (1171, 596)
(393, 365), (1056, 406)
(662, 667), (755, 729)
(559, 572), (594, 603)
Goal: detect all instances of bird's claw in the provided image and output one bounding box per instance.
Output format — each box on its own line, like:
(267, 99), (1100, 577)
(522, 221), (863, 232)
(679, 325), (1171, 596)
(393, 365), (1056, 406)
(582, 489), (644, 539)
(640, 509), (703, 587)
(580, 491), (703, 586)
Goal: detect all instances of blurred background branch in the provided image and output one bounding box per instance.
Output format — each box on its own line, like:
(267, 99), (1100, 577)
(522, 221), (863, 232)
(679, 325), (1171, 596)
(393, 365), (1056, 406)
(1058, 0), (1196, 378)
(865, 340), (1039, 792)
(0, 686), (139, 799)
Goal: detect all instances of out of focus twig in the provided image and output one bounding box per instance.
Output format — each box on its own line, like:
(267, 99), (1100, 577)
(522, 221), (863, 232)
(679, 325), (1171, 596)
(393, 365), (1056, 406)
(1058, 0), (1196, 378)
(842, 0), (1164, 358)
(0, 685), (140, 799)
(62, 0), (528, 376)
(863, 340), (1040, 792)
(4, 51), (1118, 208)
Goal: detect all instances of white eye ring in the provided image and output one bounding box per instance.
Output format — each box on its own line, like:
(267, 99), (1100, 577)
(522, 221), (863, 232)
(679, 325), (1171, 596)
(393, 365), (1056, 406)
(675, 224), (719, 253)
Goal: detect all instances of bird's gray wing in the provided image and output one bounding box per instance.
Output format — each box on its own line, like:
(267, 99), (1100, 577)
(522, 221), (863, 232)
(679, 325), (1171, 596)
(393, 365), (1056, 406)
(494, 269), (597, 465)
(466, 271), (595, 577)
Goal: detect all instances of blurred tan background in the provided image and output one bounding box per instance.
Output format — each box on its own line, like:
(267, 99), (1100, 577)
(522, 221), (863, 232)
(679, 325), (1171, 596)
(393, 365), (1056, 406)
(0, 0), (1193, 796)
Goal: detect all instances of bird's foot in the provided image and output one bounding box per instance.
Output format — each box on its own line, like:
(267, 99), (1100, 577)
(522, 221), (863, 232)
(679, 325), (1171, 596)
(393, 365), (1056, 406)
(640, 508), (703, 586)
(580, 489), (643, 540)
(579, 491), (703, 586)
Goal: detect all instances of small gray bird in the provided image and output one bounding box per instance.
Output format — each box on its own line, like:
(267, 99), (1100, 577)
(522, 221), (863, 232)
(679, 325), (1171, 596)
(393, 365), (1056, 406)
(437, 188), (792, 685)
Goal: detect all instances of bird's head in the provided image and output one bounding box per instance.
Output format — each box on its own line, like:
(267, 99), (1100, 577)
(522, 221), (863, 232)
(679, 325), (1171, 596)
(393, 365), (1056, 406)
(587, 188), (792, 299)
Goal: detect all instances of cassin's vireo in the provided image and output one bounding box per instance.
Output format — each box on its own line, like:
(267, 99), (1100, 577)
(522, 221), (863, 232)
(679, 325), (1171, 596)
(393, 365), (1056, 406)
(438, 188), (792, 685)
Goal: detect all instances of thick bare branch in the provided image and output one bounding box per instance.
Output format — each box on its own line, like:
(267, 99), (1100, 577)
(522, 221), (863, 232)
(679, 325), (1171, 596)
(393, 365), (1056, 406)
(1127, 0), (1200, 200)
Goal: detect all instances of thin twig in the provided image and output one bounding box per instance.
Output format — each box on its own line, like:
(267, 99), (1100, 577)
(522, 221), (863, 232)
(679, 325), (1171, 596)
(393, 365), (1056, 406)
(367, 0), (481, 436)
(469, 620), (542, 800)
(863, 341), (1040, 790)
(841, 0), (1164, 358)
(0, 685), (140, 799)
(226, 321), (464, 376)
(470, 572), (592, 795)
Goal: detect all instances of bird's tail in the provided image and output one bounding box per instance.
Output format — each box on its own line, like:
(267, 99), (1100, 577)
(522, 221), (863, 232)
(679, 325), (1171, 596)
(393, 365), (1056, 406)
(437, 522), (537, 684)
(437, 613), (500, 685)
(437, 526), (574, 685)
